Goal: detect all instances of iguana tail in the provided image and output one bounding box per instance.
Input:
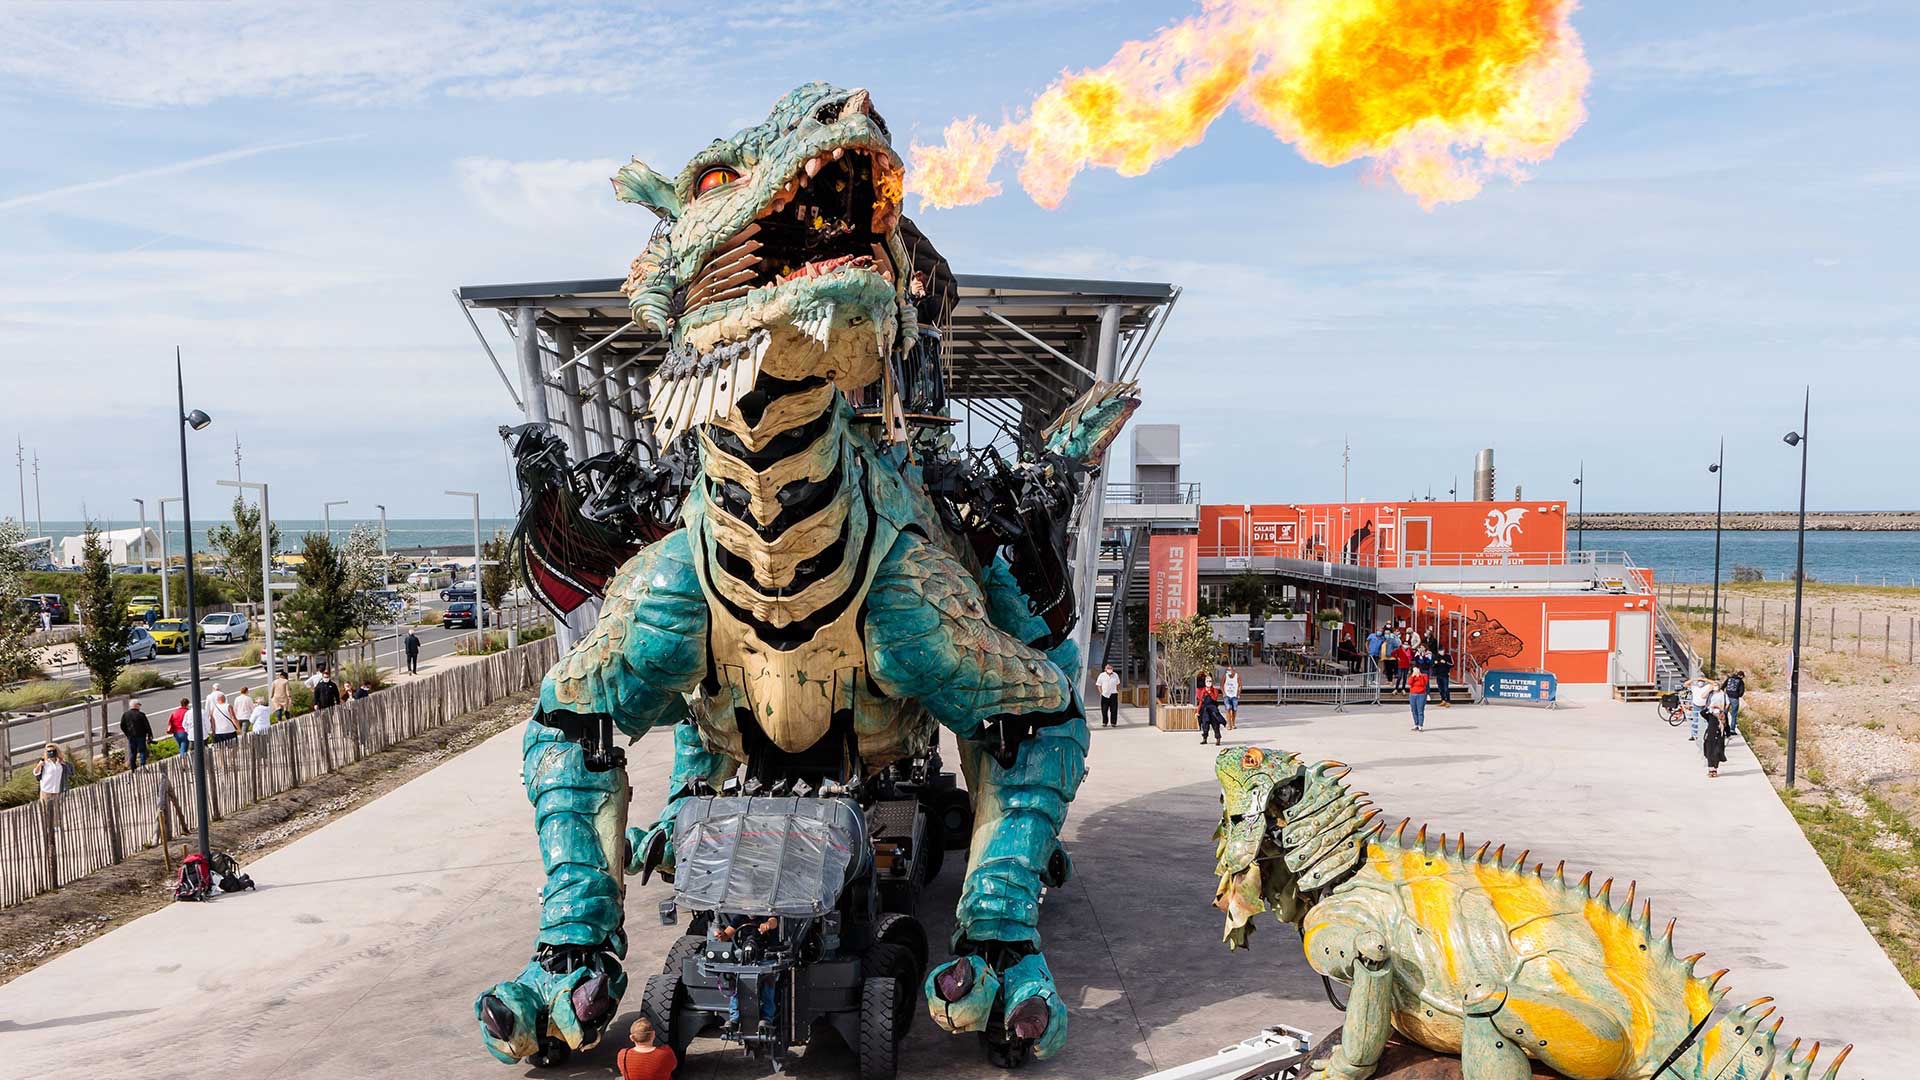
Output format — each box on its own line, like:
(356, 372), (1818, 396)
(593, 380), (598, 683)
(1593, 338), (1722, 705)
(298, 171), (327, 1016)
(1680, 996), (1853, 1079)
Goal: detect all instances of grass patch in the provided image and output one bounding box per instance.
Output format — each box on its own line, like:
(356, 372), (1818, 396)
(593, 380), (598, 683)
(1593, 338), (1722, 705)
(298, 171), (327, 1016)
(1780, 783), (1920, 988)
(415, 609), (443, 627)
(222, 643), (263, 668)
(0, 680), (85, 712)
(111, 668), (173, 695)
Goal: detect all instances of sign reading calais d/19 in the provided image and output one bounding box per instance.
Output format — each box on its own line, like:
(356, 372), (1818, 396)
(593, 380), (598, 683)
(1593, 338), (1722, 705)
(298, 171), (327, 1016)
(1148, 534), (1198, 631)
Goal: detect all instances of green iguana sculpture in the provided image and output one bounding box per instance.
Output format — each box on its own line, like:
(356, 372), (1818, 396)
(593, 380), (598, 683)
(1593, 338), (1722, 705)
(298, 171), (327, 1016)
(475, 82), (1135, 1069)
(1212, 748), (1856, 1080)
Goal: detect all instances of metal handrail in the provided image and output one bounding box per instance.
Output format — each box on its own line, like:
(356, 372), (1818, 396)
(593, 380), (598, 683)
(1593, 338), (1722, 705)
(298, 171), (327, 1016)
(1104, 481), (1201, 505)
(1654, 601), (1701, 683)
(1195, 546), (1639, 569)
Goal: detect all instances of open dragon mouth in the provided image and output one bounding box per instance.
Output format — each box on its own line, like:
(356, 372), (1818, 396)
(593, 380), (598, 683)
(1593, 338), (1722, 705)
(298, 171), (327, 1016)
(682, 146), (901, 315)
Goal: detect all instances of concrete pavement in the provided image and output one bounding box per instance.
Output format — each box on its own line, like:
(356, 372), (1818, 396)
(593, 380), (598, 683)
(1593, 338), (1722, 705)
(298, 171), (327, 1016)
(0, 697), (1909, 1079)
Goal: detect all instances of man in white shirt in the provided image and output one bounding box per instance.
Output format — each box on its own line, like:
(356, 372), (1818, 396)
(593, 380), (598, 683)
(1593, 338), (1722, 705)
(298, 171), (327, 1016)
(231, 686), (256, 729)
(1094, 664), (1121, 728)
(1221, 667), (1241, 730)
(1685, 675), (1714, 741)
(205, 684), (240, 746)
(1707, 684), (1730, 741)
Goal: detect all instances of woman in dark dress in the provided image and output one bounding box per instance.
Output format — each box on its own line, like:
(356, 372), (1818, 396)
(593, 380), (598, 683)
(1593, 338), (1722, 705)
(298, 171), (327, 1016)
(1701, 703), (1728, 778)
(1196, 674), (1226, 746)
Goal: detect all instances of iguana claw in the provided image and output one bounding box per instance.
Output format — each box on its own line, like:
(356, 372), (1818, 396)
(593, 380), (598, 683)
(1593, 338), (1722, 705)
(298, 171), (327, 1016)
(475, 945), (626, 1064)
(925, 952), (1068, 1061)
(625, 821), (674, 883)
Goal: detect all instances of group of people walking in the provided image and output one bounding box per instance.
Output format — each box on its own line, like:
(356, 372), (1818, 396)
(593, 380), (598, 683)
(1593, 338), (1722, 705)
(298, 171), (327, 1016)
(109, 665), (375, 769)
(1366, 624), (1455, 704)
(1686, 670), (1746, 778)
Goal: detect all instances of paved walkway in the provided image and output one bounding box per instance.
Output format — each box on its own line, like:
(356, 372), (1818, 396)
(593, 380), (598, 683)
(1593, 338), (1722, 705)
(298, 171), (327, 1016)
(0, 698), (1909, 1079)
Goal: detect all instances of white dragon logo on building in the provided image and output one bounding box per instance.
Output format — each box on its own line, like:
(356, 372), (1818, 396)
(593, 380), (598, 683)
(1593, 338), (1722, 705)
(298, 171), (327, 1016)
(1482, 507), (1527, 553)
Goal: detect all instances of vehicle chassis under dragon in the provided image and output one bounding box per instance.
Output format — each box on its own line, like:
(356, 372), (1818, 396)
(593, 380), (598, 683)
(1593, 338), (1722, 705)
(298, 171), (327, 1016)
(474, 82), (1137, 1071)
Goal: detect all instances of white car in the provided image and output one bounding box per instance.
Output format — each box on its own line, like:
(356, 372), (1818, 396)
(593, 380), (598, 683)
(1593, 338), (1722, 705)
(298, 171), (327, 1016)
(199, 611), (252, 644)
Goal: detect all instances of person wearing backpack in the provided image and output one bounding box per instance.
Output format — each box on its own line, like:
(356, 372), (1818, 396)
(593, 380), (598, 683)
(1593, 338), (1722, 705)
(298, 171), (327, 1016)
(1722, 671), (1745, 737)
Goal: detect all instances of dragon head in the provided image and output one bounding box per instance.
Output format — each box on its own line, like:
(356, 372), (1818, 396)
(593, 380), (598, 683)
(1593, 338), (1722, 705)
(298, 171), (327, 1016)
(614, 82), (911, 440)
(1213, 748), (1373, 950)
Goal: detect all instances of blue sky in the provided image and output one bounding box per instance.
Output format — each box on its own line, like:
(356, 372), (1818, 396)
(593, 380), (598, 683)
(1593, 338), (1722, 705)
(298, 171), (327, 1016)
(0, 0), (1914, 523)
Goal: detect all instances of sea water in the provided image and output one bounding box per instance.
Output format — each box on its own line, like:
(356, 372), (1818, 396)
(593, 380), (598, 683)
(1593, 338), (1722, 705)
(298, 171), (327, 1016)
(1583, 529), (1920, 585)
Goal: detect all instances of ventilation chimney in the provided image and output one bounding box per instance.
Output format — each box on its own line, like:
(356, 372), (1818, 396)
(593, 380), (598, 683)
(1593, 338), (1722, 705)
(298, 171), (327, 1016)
(1472, 448), (1495, 501)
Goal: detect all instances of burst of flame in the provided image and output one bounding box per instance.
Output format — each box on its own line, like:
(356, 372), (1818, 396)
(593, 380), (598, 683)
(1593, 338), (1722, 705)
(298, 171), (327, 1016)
(908, 0), (1590, 211)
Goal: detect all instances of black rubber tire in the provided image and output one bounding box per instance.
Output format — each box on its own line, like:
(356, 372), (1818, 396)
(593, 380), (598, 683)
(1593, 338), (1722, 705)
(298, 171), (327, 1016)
(863, 942), (919, 1037)
(918, 811), (947, 883)
(935, 788), (974, 851)
(871, 913), (929, 977)
(641, 973), (690, 1058)
(858, 976), (901, 1080)
(661, 932), (703, 975)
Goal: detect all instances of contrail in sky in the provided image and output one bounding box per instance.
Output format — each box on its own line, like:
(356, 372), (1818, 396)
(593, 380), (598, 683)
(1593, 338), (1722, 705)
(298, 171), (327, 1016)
(0, 135), (361, 212)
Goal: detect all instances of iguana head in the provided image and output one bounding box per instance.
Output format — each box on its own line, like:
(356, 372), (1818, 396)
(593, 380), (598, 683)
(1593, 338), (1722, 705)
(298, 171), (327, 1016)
(1212, 748), (1373, 949)
(614, 82), (912, 441)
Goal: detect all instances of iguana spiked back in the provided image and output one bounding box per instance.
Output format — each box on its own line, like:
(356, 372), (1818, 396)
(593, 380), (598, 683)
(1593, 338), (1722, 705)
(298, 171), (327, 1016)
(1211, 748), (1857, 1080)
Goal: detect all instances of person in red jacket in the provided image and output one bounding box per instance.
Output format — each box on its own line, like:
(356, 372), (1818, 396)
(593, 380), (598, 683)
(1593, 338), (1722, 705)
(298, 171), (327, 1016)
(1407, 667), (1430, 732)
(1392, 641), (1414, 693)
(166, 697), (191, 754)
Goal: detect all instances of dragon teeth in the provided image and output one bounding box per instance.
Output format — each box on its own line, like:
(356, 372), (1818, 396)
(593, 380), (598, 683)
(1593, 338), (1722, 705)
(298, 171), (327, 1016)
(804, 157), (822, 177)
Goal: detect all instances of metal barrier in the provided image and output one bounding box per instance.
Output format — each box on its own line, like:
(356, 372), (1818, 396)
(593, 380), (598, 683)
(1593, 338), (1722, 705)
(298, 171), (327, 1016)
(1105, 481), (1202, 504)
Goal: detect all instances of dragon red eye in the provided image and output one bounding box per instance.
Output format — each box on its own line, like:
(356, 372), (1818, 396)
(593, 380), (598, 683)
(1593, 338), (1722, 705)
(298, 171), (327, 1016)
(696, 167), (738, 195)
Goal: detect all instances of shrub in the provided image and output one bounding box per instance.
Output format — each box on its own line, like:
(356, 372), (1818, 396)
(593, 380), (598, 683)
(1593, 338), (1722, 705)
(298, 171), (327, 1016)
(456, 632), (510, 656)
(0, 679), (86, 712)
(337, 660), (390, 692)
(224, 643), (263, 668)
(415, 608), (443, 627)
(112, 668), (173, 695)
(518, 621), (554, 643)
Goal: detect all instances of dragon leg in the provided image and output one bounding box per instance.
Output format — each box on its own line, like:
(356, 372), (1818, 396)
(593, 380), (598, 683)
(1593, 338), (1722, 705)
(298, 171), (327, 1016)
(476, 534), (709, 1066)
(866, 534), (1085, 1062)
(1305, 928), (1394, 1080)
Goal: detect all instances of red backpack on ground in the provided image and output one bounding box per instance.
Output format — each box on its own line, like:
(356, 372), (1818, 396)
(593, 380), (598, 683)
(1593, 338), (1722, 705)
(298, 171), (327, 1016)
(175, 853), (214, 902)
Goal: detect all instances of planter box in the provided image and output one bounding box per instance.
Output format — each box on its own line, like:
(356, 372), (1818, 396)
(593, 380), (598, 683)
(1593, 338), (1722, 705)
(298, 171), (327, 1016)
(1157, 705), (1197, 731)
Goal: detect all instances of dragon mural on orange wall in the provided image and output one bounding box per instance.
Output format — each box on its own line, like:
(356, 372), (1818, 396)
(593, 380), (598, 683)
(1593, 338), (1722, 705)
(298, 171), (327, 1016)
(1463, 608), (1525, 668)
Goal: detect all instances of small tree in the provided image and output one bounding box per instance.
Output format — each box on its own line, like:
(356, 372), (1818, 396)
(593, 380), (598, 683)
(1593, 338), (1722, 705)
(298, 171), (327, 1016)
(281, 533), (356, 669)
(1223, 571), (1271, 621)
(0, 518), (41, 682)
(206, 495), (280, 605)
(74, 524), (131, 760)
(1154, 613), (1220, 705)
(480, 529), (514, 621)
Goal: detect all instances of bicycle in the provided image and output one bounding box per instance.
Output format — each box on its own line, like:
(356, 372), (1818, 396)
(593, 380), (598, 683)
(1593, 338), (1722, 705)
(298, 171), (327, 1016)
(1655, 692), (1686, 727)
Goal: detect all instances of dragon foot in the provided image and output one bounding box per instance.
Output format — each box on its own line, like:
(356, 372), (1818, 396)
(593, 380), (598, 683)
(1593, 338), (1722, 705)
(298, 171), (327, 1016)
(926, 951), (1067, 1066)
(476, 942), (627, 1066)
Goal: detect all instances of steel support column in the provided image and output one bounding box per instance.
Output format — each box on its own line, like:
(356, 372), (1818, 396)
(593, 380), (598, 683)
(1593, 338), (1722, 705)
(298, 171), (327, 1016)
(584, 348), (618, 453)
(515, 302), (551, 427)
(1069, 304), (1123, 680)
(554, 323), (589, 459)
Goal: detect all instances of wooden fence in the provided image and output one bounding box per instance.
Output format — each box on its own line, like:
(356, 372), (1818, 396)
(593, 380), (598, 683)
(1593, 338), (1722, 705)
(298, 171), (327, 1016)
(1658, 584), (1918, 666)
(0, 636), (557, 909)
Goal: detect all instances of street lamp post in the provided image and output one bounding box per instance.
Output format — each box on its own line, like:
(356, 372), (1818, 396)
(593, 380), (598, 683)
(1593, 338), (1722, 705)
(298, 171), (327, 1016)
(157, 496), (182, 619)
(1571, 462), (1584, 553)
(323, 500), (348, 543)
(133, 498), (149, 572)
(173, 349), (215, 861)
(1708, 441), (1724, 677)
(447, 491), (483, 649)
(375, 504), (390, 584)
(217, 479), (274, 687)
(1783, 390), (1811, 789)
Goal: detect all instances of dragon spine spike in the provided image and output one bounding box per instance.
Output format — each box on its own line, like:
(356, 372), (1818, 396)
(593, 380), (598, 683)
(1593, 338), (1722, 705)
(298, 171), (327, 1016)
(1493, 843), (1506, 867)
(1820, 1045), (1852, 1079)
(1621, 880), (1636, 911)
(1662, 918), (1676, 943)
(1682, 952), (1705, 970)
(1578, 870), (1593, 890)
(1513, 848), (1529, 869)
(1708, 969), (1731, 989)
(1553, 860), (1566, 883)
(1416, 824), (1429, 846)
(1395, 818), (1411, 843)
(1637, 900), (1653, 933)
(1595, 878), (1613, 903)
(1474, 841), (1493, 862)
(1456, 832), (1466, 855)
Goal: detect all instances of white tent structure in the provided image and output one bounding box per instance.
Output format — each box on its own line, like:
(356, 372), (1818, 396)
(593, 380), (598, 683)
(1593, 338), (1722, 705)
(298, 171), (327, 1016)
(58, 527), (160, 569)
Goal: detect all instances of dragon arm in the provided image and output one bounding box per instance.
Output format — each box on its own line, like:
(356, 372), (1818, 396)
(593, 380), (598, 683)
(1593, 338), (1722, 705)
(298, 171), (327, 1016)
(477, 533), (709, 1065)
(1306, 924), (1395, 1080)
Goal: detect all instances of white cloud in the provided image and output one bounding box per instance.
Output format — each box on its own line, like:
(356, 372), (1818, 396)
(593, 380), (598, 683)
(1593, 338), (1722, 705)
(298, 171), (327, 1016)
(0, 2), (684, 107)
(456, 157), (628, 230)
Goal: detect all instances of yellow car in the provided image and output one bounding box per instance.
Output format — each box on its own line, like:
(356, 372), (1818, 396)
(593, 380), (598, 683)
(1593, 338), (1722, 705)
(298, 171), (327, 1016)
(147, 618), (199, 654)
(126, 595), (162, 621)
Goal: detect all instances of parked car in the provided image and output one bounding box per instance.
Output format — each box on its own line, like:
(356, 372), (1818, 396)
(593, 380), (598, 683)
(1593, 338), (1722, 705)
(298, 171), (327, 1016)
(407, 569), (449, 590)
(441, 583), (477, 603)
(269, 647), (311, 675)
(124, 626), (157, 664)
(16, 597), (44, 622)
(442, 601), (479, 629)
(28, 593), (67, 623)
(148, 618), (200, 654)
(199, 611), (252, 644)
(126, 594), (163, 621)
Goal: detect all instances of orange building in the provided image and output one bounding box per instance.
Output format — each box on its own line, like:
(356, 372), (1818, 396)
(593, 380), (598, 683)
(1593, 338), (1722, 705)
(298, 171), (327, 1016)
(1198, 500), (1568, 566)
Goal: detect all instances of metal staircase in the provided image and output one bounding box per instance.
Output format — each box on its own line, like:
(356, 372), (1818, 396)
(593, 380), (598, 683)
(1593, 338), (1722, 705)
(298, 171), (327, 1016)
(1095, 527), (1148, 676)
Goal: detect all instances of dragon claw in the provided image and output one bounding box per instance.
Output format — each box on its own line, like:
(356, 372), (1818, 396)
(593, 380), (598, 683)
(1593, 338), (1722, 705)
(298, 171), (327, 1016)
(925, 953), (1067, 1061)
(475, 947), (626, 1064)
(926, 956), (999, 1032)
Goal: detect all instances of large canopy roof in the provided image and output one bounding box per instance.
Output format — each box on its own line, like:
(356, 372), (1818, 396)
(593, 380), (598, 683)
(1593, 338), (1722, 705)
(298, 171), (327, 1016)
(456, 273), (1179, 442)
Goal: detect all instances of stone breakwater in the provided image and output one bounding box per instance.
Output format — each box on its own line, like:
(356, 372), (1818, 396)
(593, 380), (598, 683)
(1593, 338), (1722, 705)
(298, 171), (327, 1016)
(1578, 511), (1920, 531)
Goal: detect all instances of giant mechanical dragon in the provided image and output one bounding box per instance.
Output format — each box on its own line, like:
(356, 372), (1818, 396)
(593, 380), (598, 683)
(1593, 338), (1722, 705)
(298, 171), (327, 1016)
(475, 83), (1135, 1068)
(1212, 748), (1855, 1080)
